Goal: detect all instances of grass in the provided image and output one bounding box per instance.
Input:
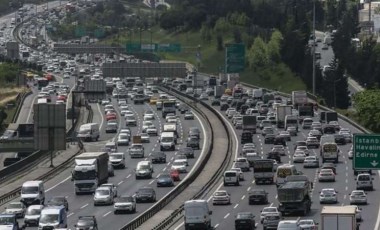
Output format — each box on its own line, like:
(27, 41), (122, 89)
(0, 88), (25, 106)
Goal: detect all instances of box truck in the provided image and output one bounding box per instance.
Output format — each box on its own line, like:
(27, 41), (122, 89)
(320, 206), (357, 230)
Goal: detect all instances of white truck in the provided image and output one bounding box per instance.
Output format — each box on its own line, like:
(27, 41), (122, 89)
(163, 123), (177, 137)
(291, 90), (308, 109)
(242, 115), (257, 133)
(276, 105), (292, 128)
(285, 115), (299, 131)
(321, 142), (339, 163)
(321, 206), (357, 230)
(129, 136), (145, 158)
(77, 123), (100, 142)
(72, 152), (109, 195)
(214, 85), (225, 98)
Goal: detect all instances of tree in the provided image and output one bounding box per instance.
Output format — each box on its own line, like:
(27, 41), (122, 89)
(217, 34), (224, 51)
(247, 37), (268, 69)
(214, 17), (231, 34)
(353, 90), (380, 132)
(267, 29), (283, 63)
(233, 28), (242, 43)
(200, 24), (212, 42)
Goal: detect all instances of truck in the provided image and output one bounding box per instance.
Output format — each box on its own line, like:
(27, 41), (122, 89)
(242, 115), (257, 133)
(263, 93), (275, 104)
(232, 84), (243, 98)
(320, 206), (357, 230)
(321, 142), (339, 163)
(0, 123), (34, 141)
(253, 160), (274, 184)
(277, 175), (312, 215)
(326, 111), (338, 123)
(163, 123), (177, 137)
(162, 101), (176, 118)
(192, 76), (204, 88)
(72, 152), (109, 195)
(208, 76), (217, 87)
(276, 105), (292, 128)
(291, 90), (308, 109)
(285, 115), (299, 131)
(298, 104), (314, 122)
(214, 85), (225, 98)
(252, 89), (263, 100)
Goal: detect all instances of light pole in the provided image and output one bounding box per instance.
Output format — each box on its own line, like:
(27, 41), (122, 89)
(148, 28), (153, 52)
(312, 0), (316, 95)
(332, 78), (340, 108)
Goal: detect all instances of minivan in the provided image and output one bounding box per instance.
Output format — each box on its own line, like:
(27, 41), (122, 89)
(356, 173), (373, 190)
(135, 161), (153, 179)
(184, 200), (212, 230)
(21, 181), (45, 206)
(223, 170), (240, 186)
(38, 206), (67, 229)
(77, 123), (100, 142)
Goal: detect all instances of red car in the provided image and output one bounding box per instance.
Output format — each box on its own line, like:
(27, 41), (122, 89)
(57, 94), (67, 102)
(170, 169), (180, 181)
(106, 113), (117, 121)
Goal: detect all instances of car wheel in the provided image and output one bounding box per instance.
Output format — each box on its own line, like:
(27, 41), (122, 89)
(114, 210), (118, 214)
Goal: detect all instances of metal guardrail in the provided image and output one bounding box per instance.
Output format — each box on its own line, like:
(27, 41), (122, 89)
(0, 103), (92, 206)
(149, 86), (235, 230)
(120, 85), (232, 230)
(11, 91), (32, 124)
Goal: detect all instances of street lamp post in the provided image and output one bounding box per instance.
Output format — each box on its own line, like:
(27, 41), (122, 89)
(139, 28), (142, 46)
(312, 0), (316, 95)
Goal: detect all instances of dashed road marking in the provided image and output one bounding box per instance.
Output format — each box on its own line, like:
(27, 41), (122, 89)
(234, 204), (239, 209)
(224, 213), (230, 219)
(241, 195), (245, 200)
(103, 211), (111, 217)
(80, 204), (88, 209)
(118, 181), (124, 185)
(68, 212), (74, 217)
(126, 174), (131, 179)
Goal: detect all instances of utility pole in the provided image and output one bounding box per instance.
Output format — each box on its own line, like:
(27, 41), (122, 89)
(312, 0), (316, 95)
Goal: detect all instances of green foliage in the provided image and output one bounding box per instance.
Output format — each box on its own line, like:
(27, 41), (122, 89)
(0, 63), (19, 86)
(216, 34), (224, 51)
(200, 24), (212, 42)
(247, 37), (268, 69)
(353, 90), (380, 132)
(267, 30), (283, 63)
(213, 17), (231, 34)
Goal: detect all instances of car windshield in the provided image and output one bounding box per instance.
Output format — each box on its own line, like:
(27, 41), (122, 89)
(352, 191), (364, 196)
(139, 189), (153, 194)
(299, 220), (314, 225)
(22, 186), (39, 194)
(119, 135), (128, 140)
(237, 213), (253, 219)
(39, 214), (59, 224)
(173, 161), (184, 166)
(359, 175), (370, 180)
(95, 189), (110, 196)
(158, 175), (171, 180)
(117, 197), (134, 202)
(110, 154), (123, 159)
(7, 203), (22, 209)
(77, 219), (94, 227)
(49, 197), (64, 204)
(0, 216), (13, 225)
(214, 191), (227, 196)
(26, 208), (41, 215)
(263, 207), (277, 213)
(138, 165), (150, 170)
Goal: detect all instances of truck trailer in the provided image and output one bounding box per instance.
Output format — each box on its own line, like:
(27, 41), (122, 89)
(242, 115), (257, 133)
(253, 160), (274, 184)
(276, 105), (292, 128)
(320, 206), (357, 230)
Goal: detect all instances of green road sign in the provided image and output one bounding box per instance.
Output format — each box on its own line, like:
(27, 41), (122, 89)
(157, 43), (181, 52)
(126, 43), (142, 52)
(75, 26), (86, 37)
(94, 29), (105, 38)
(353, 134), (380, 169)
(225, 43), (245, 73)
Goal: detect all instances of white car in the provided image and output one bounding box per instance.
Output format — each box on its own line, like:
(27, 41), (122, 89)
(166, 115), (177, 124)
(303, 156), (319, 168)
(298, 219), (318, 230)
(146, 125), (158, 136)
(142, 121), (153, 131)
(349, 190), (367, 205)
(4, 202), (26, 218)
(230, 167), (244, 181)
(109, 152), (125, 169)
(118, 100), (127, 106)
(271, 145), (285, 156)
(117, 133), (130, 146)
(140, 133), (150, 143)
(114, 196), (136, 214)
(319, 188), (338, 204)
(175, 154), (189, 166)
(94, 187), (114, 206)
(318, 169), (335, 182)
(100, 183), (118, 197)
(260, 206), (281, 223)
(121, 109), (133, 116)
(293, 151), (306, 163)
(171, 160), (187, 173)
(143, 111), (155, 120)
(125, 115), (137, 126)
(234, 158), (250, 172)
(212, 190), (231, 205)
(296, 146), (310, 156)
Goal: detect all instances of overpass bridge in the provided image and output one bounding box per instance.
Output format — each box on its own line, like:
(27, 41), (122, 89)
(0, 139), (34, 152)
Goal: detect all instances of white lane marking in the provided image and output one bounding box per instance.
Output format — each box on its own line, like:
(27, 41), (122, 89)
(103, 211), (111, 217)
(118, 181), (124, 185)
(247, 186), (251, 192)
(215, 224), (220, 228)
(167, 162), (171, 166)
(80, 204), (88, 209)
(241, 195), (245, 200)
(126, 174), (131, 179)
(46, 176), (71, 192)
(97, 103), (105, 130)
(163, 167), (167, 171)
(234, 204), (239, 209)
(68, 212), (74, 217)
(224, 213), (230, 219)
(149, 180), (154, 184)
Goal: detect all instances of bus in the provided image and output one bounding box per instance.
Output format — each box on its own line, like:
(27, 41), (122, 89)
(36, 77), (48, 89)
(321, 142), (339, 163)
(275, 164), (298, 186)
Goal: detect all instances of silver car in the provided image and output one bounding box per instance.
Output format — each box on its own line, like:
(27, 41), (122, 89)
(4, 202), (26, 218)
(303, 156), (319, 168)
(349, 190), (367, 205)
(94, 187), (114, 206)
(114, 196), (136, 214)
(319, 188), (338, 204)
(24, 205), (43, 227)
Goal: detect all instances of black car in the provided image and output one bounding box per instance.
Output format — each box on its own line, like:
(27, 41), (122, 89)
(334, 134), (346, 145)
(151, 151), (166, 163)
(188, 127), (201, 139)
(211, 99), (221, 106)
(135, 187), (156, 203)
(220, 103), (229, 111)
(186, 136), (200, 150)
(47, 196), (69, 211)
(156, 174), (174, 187)
(267, 151), (281, 163)
(75, 216), (98, 230)
(240, 105), (249, 114)
(248, 189), (269, 205)
(274, 136), (286, 146)
(323, 125), (336, 134)
(241, 131), (253, 144)
(294, 141), (307, 150)
(264, 134), (276, 144)
(178, 104), (189, 114)
(235, 212), (256, 230)
(178, 147), (195, 158)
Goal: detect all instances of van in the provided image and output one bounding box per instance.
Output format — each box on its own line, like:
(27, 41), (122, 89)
(37, 98), (48, 104)
(135, 161), (153, 179)
(184, 200), (212, 230)
(223, 170), (240, 186)
(156, 101), (163, 110)
(38, 206), (67, 229)
(160, 132), (176, 151)
(21, 181), (45, 206)
(275, 164), (298, 186)
(77, 123), (100, 142)
(356, 173), (373, 190)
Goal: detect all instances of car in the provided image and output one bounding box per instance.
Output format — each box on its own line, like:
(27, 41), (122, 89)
(188, 127), (201, 139)
(293, 151), (306, 163)
(286, 126), (297, 136)
(340, 132), (352, 143)
(106, 112), (117, 121)
(143, 110), (155, 120)
(298, 219), (318, 230)
(278, 131), (291, 141)
(151, 151), (166, 163)
(349, 190), (367, 205)
(140, 133), (150, 143)
(356, 173), (373, 190)
(99, 183), (118, 197)
(303, 156), (319, 168)
(264, 134), (276, 144)
(296, 146), (310, 156)
(334, 134), (346, 145)
(146, 125), (158, 136)
(211, 99), (220, 106)
(260, 206), (281, 223)
(234, 158), (250, 172)
(135, 187), (156, 203)
(47, 196), (69, 211)
(113, 196), (136, 214)
(267, 151), (281, 163)
(321, 163), (336, 174)
(93, 187), (114, 205)
(262, 213), (281, 229)
(200, 93), (208, 100)
(248, 189), (269, 205)
(24, 205), (44, 227)
(235, 121), (243, 129)
(262, 127), (274, 136)
(0, 214), (20, 229)
(230, 167), (244, 181)
(170, 168), (180, 181)
(318, 169), (335, 182)
(178, 147), (195, 158)
(186, 136), (200, 149)
(174, 154), (189, 166)
(156, 173), (174, 187)
(271, 145), (286, 156)
(319, 188), (338, 204)
(294, 141), (307, 150)
(212, 190), (231, 205)
(184, 111), (194, 120)
(75, 216), (98, 230)
(235, 212), (256, 230)
(348, 150), (353, 159)
(105, 121), (118, 133)
(125, 115), (137, 126)
(306, 136), (319, 148)
(308, 129), (322, 140)
(329, 121), (341, 131)
(117, 133), (129, 146)
(4, 202), (26, 218)
(302, 118), (313, 129)
(171, 160), (187, 173)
